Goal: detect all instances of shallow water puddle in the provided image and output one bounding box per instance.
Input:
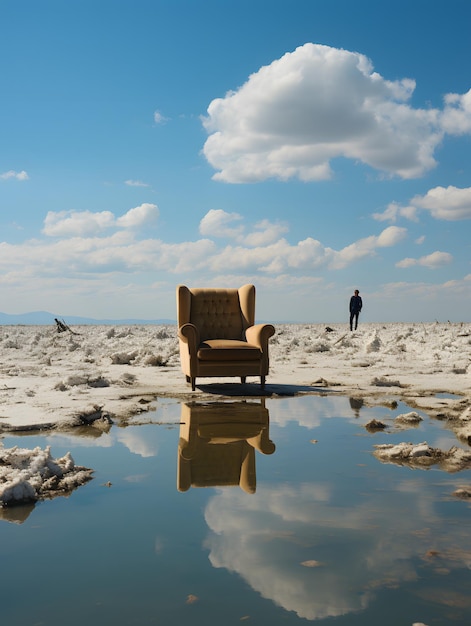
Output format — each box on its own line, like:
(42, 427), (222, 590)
(1, 395), (470, 626)
(435, 392), (464, 400)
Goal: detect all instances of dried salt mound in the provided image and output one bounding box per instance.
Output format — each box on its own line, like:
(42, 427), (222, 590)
(0, 444), (93, 506)
(452, 487), (471, 499)
(438, 406), (471, 445)
(365, 332), (381, 353)
(306, 341), (331, 353)
(68, 404), (113, 427)
(456, 425), (471, 445)
(373, 441), (471, 473)
(55, 373), (110, 389)
(395, 411), (423, 424)
(365, 419), (387, 431)
(110, 351), (138, 364)
(371, 376), (405, 388)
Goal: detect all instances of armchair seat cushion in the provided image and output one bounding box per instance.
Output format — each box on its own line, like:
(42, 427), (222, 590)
(197, 339), (261, 362)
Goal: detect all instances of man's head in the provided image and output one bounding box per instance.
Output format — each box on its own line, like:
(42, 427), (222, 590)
(354, 290), (359, 295)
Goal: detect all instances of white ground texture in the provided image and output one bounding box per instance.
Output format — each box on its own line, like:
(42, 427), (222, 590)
(1, 322), (470, 506)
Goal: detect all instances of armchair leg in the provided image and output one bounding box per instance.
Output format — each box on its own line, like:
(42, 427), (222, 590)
(261, 376), (266, 389)
(185, 375), (196, 391)
(241, 376), (246, 384)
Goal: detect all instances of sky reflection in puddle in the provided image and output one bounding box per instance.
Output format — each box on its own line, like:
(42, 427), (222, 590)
(1, 395), (470, 626)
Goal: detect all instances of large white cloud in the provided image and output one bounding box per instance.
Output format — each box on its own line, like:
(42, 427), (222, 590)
(203, 474), (468, 621)
(1, 207), (407, 284)
(199, 210), (407, 273)
(202, 43), (445, 182)
(203, 225), (405, 274)
(0, 231), (216, 276)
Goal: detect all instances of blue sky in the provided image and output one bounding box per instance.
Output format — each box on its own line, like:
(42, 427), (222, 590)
(1, 0), (471, 322)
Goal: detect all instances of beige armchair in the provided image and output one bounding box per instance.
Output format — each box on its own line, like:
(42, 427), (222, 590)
(177, 400), (275, 493)
(176, 284), (275, 390)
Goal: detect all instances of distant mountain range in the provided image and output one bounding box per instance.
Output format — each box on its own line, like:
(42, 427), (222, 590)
(0, 311), (175, 326)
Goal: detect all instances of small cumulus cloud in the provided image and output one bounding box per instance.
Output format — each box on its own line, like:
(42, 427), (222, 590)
(115, 430), (158, 457)
(377, 225), (407, 247)
(125, 179), (150, 187)
(199, 209), (244, 239)
(376, 277), (471, 306)
(202, 43), (446, 183)
(396, 251), (453, 269)
(372, 185), (471, 223)
(199, 209), (288, 246)
(440, 88), (471, 135)
(43, 209), (116, 237)
(372, 201), (418, 223)
(1, 170), (29, 181)
(410, 186), (471, 220)
(245, 219), (289, 246)
(219, 238), (329, 274)
(116, 203), (159, 228)
(43, 203), (159, 237)
(331, 226), (407, 269)
(153, 110), (168, 124)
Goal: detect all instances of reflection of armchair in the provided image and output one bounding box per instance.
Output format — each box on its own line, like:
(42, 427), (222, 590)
(176, 284), (275, 390)
(177, 401), (275, 494)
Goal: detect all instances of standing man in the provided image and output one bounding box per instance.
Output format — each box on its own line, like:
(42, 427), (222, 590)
(349, 289), (362, 331)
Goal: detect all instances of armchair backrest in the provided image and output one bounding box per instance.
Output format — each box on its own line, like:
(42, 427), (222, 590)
(177, 284), (256, 341)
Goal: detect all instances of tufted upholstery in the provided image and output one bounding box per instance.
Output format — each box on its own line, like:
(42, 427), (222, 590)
(187, 289), (244, 341)
(176, 284), (275, 390)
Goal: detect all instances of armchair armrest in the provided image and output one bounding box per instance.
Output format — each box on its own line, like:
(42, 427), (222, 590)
(178, 323), (200, 364)
(246, 430), (276, 455)
(245, 324), (275, 351)
(178, 323), (200, 347)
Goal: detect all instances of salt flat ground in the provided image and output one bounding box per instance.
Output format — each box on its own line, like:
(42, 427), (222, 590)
(0, 323), (470, 436)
